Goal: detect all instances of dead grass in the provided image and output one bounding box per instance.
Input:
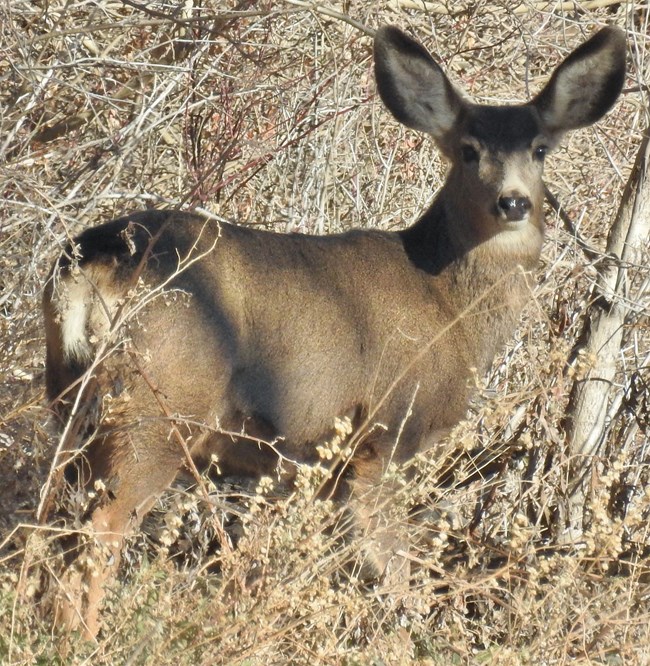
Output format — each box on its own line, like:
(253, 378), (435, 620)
(1, 0), (649, 664)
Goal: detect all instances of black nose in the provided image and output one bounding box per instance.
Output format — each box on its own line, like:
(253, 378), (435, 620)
(498, 196), (531, 222)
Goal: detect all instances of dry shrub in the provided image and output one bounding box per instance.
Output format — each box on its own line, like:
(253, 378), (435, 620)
(1, 1), (648, 664)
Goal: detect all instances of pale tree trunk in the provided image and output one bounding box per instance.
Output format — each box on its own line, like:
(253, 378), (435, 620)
(563, 130), (650, 538)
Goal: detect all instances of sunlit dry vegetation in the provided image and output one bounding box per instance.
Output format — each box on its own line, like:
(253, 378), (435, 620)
(1, 0), (649, 663)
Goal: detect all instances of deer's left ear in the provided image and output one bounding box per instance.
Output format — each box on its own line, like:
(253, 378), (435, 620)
(532, 27), (626, 134)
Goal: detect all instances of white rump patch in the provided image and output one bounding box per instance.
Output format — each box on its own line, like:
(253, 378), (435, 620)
(58, 277), (93, 363)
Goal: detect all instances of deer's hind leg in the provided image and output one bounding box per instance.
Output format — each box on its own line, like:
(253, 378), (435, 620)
(54, 410), (187, 640)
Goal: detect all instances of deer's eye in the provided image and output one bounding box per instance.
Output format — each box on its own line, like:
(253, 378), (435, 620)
(533, 145), (548, 161)
(461, 144), (479, 163)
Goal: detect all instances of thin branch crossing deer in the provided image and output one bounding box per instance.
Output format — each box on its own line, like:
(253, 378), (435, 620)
(43, 25), (626, 638)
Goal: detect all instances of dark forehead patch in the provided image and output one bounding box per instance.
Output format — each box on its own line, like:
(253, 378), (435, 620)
(465, 105), (542, 151)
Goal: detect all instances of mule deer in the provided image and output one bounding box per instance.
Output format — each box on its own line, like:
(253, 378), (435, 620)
(44, 25), (625, 638)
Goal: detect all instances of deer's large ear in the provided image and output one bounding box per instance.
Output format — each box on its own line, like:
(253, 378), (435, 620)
(532, 27), (626, 134)
(374, 26), (466, 143)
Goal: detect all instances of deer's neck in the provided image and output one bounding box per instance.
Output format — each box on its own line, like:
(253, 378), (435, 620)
(401, 194), (544, 374)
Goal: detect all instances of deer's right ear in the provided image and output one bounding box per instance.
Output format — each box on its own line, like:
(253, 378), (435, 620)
(374, 26), (465, 143)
